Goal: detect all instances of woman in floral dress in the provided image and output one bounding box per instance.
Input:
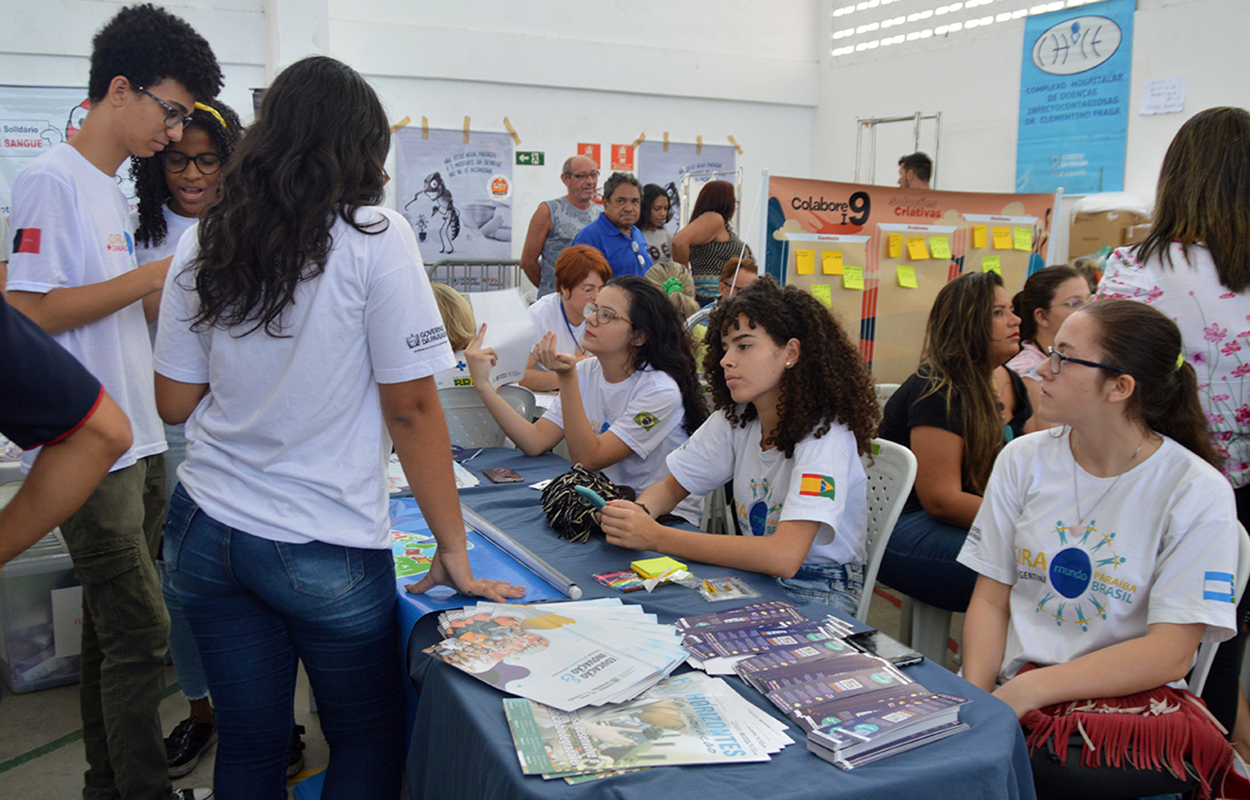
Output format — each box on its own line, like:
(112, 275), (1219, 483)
(1097, 106), (1250, 753)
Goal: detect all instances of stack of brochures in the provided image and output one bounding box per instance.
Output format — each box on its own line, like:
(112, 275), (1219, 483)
(425, 599), (687, 712)
(675, 601), (969, 769)
(503, 672), (793, 782)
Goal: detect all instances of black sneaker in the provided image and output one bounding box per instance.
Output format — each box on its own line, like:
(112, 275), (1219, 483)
(171, 790), (213, 800)
(166, 717), (217, 779)
(287, 724), (306, 778)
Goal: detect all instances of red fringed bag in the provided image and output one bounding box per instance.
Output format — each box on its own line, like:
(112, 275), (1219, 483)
(1016, 664), (1234, 799)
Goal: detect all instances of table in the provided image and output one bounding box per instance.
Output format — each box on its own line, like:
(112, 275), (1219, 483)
(403, 448), (1037, 800)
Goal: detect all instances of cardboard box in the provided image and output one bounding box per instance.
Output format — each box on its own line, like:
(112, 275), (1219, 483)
(1069, 210), (1149, 259)
(1123, 222), (1152, 247)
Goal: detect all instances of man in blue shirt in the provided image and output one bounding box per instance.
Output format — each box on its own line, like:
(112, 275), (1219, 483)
(572, 172), (652, 278)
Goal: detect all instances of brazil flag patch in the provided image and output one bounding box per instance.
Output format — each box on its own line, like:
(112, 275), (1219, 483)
(633, 411), (661, 431)
(799, 473), (836, 500)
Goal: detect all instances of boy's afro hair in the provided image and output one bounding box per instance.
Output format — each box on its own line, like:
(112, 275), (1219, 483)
(89, 4), (222, 102)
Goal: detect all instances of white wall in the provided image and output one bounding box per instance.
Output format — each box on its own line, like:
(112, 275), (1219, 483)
(813, 0), (1250, 210)
(0, 0), (820, 256)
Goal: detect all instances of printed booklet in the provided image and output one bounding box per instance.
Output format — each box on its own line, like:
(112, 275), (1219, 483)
(503, 672), (792, 779)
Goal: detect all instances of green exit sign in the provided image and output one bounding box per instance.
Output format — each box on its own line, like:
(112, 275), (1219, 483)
(516, 151), (545, 166)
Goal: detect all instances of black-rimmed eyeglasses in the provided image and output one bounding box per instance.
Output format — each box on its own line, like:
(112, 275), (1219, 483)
(1046, 346), (1124, 375)
(133, 84), (194, 129)
(159, 152), (222, 174)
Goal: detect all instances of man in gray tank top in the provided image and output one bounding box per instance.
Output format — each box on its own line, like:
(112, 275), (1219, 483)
(520, 155), (601, 297)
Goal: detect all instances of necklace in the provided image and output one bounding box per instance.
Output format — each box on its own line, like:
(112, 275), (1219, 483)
(1071, 431), (1148, 530)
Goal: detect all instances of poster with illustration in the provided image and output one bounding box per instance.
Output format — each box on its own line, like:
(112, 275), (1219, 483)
(0, 85), (137, 217)
(637, 141), (736, 234)
(394, 128), (513, 264)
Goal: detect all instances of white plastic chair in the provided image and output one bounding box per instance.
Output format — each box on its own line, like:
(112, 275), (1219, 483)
(856, 439), (918, 622)
(1189, 522), (1250, 696)
(437, 385), (537, 449)
(874, 383), (900, 411)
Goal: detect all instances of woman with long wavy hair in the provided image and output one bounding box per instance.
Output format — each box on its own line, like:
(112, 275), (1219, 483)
(877, 270), (1029, 613)
(152, 56), (521, 799)
(600, 277), (881, 616)
(1097, 105), (1250, 752)
(466, 275), (708, 524)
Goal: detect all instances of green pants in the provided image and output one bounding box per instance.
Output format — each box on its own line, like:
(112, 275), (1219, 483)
(59, 454), (171, 800)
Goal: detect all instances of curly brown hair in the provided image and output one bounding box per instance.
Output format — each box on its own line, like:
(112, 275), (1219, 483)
(704, 276), (880, 458)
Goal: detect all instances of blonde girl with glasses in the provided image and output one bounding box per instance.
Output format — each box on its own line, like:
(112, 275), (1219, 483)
(467, 275), (707, 523)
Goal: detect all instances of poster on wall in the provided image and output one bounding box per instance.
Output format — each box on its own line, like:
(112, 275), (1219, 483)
(1015, 0), (1135, 194)
(0, 85), (136, 218)
(394, 128), (513, 265)
(766, 176), (1057, 382)
(637, 141), (736, 234)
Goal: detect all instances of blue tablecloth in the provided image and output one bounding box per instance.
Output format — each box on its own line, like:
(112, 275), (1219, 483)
(404, 448), (1036, 800)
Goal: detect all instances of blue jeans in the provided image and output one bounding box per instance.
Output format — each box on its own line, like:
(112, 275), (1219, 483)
(877, 509), (978, 613)
(158, 558), (209, 702)
(163, 486), (405, 800)
(776, 562), (864, 618)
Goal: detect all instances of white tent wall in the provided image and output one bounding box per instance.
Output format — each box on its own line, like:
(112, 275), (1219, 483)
(0, 0), (820, 258)
(811, 0), (1250, 240)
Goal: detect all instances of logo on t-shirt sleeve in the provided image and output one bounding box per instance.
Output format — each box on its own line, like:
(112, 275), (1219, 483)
(633, 411), (661, 431)
(1204, 571), (1235, 603)
(13, 228), (40, 254)
(799, 473), (836, 500)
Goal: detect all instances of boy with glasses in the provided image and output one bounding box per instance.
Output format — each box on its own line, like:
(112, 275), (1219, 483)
(5, 5), (222, 799)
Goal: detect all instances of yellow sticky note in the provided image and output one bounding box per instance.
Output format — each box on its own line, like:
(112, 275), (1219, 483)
(1014, 227), (1033, 252)
(897, 265), (918, 288)
(795, 249), (815, 275)
(843, 265), (864, 290)
(811, 284), (832, 308)
(992, 227), (1012, 250)
(822, 250), (844, 275)
(907, 237), (929, 260)
(982, 256), (1002, 275)
(930, 237), (951, 260)
(888, 233), (903, 258)
(973, 224), (987, 248)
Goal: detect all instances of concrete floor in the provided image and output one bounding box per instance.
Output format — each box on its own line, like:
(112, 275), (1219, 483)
(0, 587), (961, 798)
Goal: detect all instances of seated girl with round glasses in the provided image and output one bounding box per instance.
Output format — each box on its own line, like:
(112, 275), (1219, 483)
(960, 298), (1239, 799)
(466, 275), (708, 524)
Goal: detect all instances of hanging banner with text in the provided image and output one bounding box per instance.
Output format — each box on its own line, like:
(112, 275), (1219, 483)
(1015, 0), (1135, 194)
(766, 175), (1057, 382)
(637, 141), (736, 235)
(0, 85), (136, 217)
(394, 128), (514, 264)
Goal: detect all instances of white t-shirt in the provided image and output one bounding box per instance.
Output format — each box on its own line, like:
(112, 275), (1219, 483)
(135, 205), (198, 344)
(7, 144), (166, 472)
(958, 430), (1239, 682)
(544, 358), (701, 524)
(668, 409), (869, 566)
(528, 292), (586, 371)
(155, 206), (455, 549)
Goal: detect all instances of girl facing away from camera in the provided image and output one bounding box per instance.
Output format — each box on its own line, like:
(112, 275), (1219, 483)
(599, 277), (881, 616)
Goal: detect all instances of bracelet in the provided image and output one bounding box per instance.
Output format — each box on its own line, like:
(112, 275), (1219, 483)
(635, 501), (652, 517)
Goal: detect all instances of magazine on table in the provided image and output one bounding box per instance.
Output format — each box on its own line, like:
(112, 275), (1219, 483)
(806, 693), (970, 769)
(425, 599), (686, 712)
(502, 673), (791, 779)
(673, 600), (809, 633)
(766, 663), (913, 714)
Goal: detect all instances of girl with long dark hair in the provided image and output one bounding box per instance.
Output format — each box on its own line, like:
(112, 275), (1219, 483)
(599, 277), (880, 616)
(1007, 265), (1091, 430)
(672, 180), (751, 305)
(466, 275), (707, 523)
(638, 183), (673, 262)
(961, 299), (1238, 798)
(877, 270), (1029, 613)
(1097, 105), (1250, 754)
(153, 56), (521, 799)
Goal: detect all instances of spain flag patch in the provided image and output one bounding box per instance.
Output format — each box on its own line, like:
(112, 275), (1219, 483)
(799, 473), (836, 500)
